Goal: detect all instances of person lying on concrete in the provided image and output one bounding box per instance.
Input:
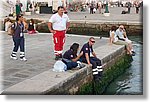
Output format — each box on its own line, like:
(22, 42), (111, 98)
(80, 37), (103, 79)
(62, 43), (85, 70)
(116, 25), (135, 55)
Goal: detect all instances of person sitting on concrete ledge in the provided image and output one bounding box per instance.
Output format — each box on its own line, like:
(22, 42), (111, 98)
(109, 25), (135, 56)
(80, 37), (103, 80)
(116, 25), (135, 55)
(62, 43), (85, 70)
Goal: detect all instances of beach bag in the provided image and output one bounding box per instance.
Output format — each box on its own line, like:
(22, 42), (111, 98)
(53, 60), (67, 72)
(8, 22), (17, 36)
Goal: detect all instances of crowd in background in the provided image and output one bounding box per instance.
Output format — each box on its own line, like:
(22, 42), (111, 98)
(66, 0), (143, 14)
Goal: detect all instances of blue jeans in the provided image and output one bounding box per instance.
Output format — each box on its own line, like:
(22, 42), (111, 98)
(62, 58), (78, 70)
(66, 62), (78, 70)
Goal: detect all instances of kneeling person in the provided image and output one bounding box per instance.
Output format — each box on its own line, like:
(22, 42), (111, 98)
(62, 43), (84, 70)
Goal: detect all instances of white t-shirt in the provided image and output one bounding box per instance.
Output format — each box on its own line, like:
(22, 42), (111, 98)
(116, 28), (132, 43)
(116, 28), (124, 39)
(110, 30), (118, 42)
(49, 13), (70, 31)
(5, 21), (12, 32)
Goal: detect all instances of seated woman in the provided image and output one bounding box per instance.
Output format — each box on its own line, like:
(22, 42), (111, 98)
(62, 43), (84, 70)
(109, 25), (134, 56)
(28, 19), (37, 34)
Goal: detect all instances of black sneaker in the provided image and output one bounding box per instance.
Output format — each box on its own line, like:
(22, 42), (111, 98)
(55, 55), (60, 60)
(59, 54), (62, 58)
(131, 53), (135, 56)
(132, 51), (136, 54)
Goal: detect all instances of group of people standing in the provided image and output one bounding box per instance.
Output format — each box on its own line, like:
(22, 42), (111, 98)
(123, 1), (143, 14)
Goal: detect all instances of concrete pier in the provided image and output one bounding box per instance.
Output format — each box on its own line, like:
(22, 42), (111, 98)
(0, 32), (129, 95)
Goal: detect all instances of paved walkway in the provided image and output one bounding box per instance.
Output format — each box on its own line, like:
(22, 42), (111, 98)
(23, 7), (142, 23)
(1, 7), (142, 24)
(0, 31), (108, 93)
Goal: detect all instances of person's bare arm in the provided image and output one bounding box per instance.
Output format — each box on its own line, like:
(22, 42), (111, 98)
(110, 32), (115, 44)
(92, 52), (97, 58)
(123, 29), (127, 38)
(85, 53), (91, 65)
(47, 22), (56, 33)
(66, 22), (70, 33)
(72, 51), (83, 62)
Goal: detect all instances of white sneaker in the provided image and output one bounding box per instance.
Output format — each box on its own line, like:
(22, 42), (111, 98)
(20, 57), (27, 61)
(10, 55), (17, 60)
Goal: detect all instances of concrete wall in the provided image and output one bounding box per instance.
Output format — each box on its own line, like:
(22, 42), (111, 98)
(36, 21), (143, 36)
(68, 21), (143, 36)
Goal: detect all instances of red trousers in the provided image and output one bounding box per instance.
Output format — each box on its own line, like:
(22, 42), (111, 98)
(53, 30), (65, 55)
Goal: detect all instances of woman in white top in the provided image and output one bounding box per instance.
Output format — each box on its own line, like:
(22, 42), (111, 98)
(109, 26), (133, 55)
(5, 18), (12, 32)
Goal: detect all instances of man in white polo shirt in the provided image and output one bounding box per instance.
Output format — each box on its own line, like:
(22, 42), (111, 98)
(48, 6), (70, 60)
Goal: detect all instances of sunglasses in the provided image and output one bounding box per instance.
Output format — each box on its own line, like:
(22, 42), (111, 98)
(18, 16), (23, 18)
(90, 40), (95, 43)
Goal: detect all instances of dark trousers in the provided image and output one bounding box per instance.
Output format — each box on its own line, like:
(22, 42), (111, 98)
(66, 62), (78, 70)
(136, 7), (139, 14)
(81, 57), (101, 69)
(81, 57), (102, 80)
(128, 7), (130, 13)
(13, 37), (25, 52)
(62, 59), (78, 70)
(90, 8), (94, 14)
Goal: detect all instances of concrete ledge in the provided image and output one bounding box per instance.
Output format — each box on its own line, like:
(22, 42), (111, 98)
(2, 64), (92, 95)
(2, 43), (125, 95)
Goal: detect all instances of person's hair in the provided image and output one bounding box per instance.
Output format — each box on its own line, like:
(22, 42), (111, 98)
(111, 26), (117, 31)
(70, 43), (79, 56)
(16, 14), (23, 21)
(119, 25), (124, 29)
(30, 19), (34, 24)
(58, 6), (64, 10)
(89, 37), (95, 41)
